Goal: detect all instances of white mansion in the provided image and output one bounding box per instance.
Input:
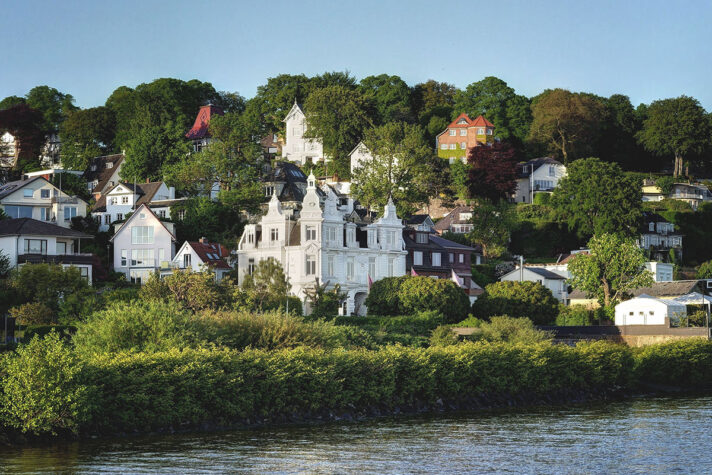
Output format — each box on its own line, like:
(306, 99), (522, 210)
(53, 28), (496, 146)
(237, 173), (406, 315)
(281, 101), (324, 165)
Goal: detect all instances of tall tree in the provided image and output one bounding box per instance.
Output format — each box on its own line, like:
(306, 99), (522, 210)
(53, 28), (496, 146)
(637, 96), (711, 177)
(105, 85), (137, 150)
(0, 104), (46, 171)
(0, 96), (26, 110)
(467, 142), (519, 202)
(411, 80), (457, 118)
(358, 74), (414, 124)
(59, 107), (117, 170)
(25, 86), (78, 132)
(568, 233), (654, 307)
(528, 89), (604, 163)
(351, 122), (435, 217)
(468, 199), (516, 259)
(304, 85), (374, 178)
(454, 76), (531, 144)
(251, 74), (314, 133)
(550, 157), (642, 238)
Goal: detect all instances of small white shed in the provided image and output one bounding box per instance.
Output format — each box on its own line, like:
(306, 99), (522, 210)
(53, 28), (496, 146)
(615, 294), (687, 326)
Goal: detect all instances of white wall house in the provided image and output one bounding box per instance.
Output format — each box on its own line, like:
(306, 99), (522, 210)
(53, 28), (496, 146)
(500, 266), (569, 302)
(0, 177), (88, 228)
(349, 141), (373, 177)
(281, 102), (324, 166)
(238, 174), (407, 315)
(92, 182), (177, 232)
(110, 204), (176, 284)
(615, 295), (686, 325)
(513, 157), (567, 204)
(0, 218), (94, 282)
(169, 239), (232, 281)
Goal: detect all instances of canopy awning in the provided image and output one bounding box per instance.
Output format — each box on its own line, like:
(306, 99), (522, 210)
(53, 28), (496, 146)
(672, 292), (712, 307)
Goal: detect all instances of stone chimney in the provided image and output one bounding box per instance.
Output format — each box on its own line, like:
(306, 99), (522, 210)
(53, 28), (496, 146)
(199, 237), (207, 244)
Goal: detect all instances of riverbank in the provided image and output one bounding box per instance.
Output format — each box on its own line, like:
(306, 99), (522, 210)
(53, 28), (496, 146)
(2, 337), (712, 443)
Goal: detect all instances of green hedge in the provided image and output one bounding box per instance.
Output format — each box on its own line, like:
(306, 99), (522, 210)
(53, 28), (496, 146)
(634, 339), (712, 388)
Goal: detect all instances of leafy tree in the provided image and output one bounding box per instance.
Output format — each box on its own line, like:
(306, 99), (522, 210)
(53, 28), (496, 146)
(550, 158), (642, 238)
(454, 76), (531, 144)
(10, 263), (92, 313)
(472, 281), (559, 325)
(303, 277), (346, 318)
(25, 85), (77, 132)
(364, 276), (408, 315)
(0, 249), (11, 278)
(105, 85), (137, 149)
(528, 88), (605, 163)
(696, 260), (712, 279)
(0, 95), (26, 110)
(351, 121), (435, 216)
(0, 104), (47, 170)
(467, 142), (519, 202)
(411, 80), (457, 119)
(310, 70), (358, 90)
(141, 270), (228, 312)
(59, 106), (117, 170)
(9, 302), (56, 325)
(398, 276), (471, 323)
(251, 73), (314, 133)
(567, 233), (654, 307)
(171, 196), (245, 245)
(637, 96), (711, 177)
(358, 74), (414, 124)
(449, 159), (470, 200)
(0, 332), (87, 435)
(304, 85), (374, 178)
(241, 258), (292, 311)
(468, 199), (516, 259)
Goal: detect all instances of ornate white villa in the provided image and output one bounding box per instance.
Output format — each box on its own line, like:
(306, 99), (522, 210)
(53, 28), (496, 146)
(237, 173), (406, 315)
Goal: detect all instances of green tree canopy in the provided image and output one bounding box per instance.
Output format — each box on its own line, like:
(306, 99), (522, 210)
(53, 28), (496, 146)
(358, 74), (414, 124)
(472, 281), (560, 325)
(528, 88), (605, 163)
(637, 96), (711, 177)
(568, 233), (654, 307)
(351, 121), (435, 217)
(241, 258), (291, 311)
(0, 95), (26, 110)
(550, 157), (642, 238)
(59, 106), (117, 170)
(25, 85), (78, 132)
(467, 199), (516, 259)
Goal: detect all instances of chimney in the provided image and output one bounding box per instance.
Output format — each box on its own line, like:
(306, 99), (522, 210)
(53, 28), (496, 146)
(146, 178), (150, 184)
(199, 237), (207, 244)
(169, 186), (175, 200)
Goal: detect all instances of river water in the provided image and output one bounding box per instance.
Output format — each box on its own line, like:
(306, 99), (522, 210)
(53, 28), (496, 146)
(2, 396), (712, 474)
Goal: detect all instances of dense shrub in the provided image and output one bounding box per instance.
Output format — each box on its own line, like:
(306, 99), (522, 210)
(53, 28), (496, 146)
(10, 263), (92, 313)
(0, 332), (87, 435)
(9, 302), (55, 325)
(429, 325), (457, 346)
(334, 311), (445, 335)
(472, 281), (559, 325)
(556, 305), (594, 326)
(365, 276), (408, 316)
(474, 316), (553, 345)
(23, 325), (77, 341)
(532, 193), (551, 205)
(101, 286), (141, 305)
(141, 270), (229, 311)
(391, 276), (470, 323)
(697, 260), (712, 279)
(634, 339), (712, 387)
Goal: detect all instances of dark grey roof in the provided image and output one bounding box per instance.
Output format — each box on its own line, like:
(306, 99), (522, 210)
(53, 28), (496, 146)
(632, 281), (703, 297)
(0, 218), (91, 238)
(406, 214), (430, 225)
(433, 206), (473, 231)
(517, 157), (563, 178)
(0, 177), (42, 199)
(429, 234), (477, 251)
(526, 267), (566, 280)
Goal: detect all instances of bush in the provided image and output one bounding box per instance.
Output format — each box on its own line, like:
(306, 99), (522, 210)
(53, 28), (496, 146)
(365, 276), (408, 316)
(0, 332), (87, 435)
(475, 316), (553, 344)
(334, 311), (445, 335)
(9, 302), (55, 325)
(472, 281), (559, 325)
(141, 270), (228, 312)
(429, 325), (457, 346)
(697, 260), (712, 279)
(101, 287), (140, 305)
(634, 339), (712, 387)
(398, 277), (471, 323)
(23, 325), (76, 342)
(556, 305), (594, 326)
(10, 263), (92, 313)
(533, 193), (551, 205)
(457, 316), (484, 327)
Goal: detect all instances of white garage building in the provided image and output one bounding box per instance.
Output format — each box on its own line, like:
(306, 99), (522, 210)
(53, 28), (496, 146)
(615, 294), (687, 326)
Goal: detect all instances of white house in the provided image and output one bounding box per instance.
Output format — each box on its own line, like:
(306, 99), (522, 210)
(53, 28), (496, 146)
(169, 238), (232, 281)
(0, 177), (88, 228)
(349, 141), (373, 177)
(92, 181), (180, 232)
(83, 153), (124, 200)
(237, 173), (407, 315)
(109, 204), (176, 284)
(0, 218), (94, 282)
(513, 157), (567, 204)
(281, 101), (324, 166)
(500, 266), (569, 302)
(615, 294), (686, 325)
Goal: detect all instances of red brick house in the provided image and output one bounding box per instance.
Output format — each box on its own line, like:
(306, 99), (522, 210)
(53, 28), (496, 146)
(435, 113), (494, 162)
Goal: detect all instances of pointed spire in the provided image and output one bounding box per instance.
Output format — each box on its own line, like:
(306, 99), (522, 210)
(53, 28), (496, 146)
(268, 187), (282, 215)
(384, 195), (396, 219)
(307, 172), (316, 189)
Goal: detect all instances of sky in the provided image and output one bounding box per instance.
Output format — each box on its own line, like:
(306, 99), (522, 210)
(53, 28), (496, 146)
(2, 0), (712, 110)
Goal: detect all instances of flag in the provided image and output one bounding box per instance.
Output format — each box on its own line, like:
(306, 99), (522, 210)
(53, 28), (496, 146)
(451, 268), (463, 287)
(411, 267), (418, 276)
(367, 274), (373, 289)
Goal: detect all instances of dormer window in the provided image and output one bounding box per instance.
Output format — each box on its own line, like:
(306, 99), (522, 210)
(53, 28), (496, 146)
(106, 162), (113, 169)
(90, 165), (97, 171)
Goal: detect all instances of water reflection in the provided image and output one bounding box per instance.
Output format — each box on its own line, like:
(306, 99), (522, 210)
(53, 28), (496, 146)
(2, 397), (712, 473)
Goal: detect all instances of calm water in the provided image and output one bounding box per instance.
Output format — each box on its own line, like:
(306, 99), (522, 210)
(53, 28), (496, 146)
(2, 396), (712, 474)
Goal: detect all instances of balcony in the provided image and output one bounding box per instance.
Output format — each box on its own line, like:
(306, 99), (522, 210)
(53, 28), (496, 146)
(51, 196), (79, 204)
(18, 253), (94, 266)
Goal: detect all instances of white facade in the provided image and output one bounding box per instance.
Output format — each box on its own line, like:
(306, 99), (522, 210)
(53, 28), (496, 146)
(500, 266), (569, 302)
(615, 295), (686, 325)
(644, 262), (674, 282)
(349, 141), (373, 177)
(170, 241), (232, 281)
(0, 177), (87, 228)
(513, 160), (567, 204)
(281, 102), (324, 166)
(110, 204), (176, 284)
(237, 174), (407, 316)
(93, 182), (175, 232)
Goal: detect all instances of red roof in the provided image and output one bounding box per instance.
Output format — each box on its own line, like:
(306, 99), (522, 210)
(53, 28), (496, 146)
(185, 105), (224, 140)
(447, 113), (475, 128)
(189, 240), (231, 270)
(471, 115), (495, 127)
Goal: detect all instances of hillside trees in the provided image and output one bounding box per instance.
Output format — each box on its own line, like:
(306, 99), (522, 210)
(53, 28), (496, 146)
(637, 96), (711, 177)
(59, 106), (117, 170)
(0, 104), (47, 170)
(358, 74), (414, 124)
(467, 142), (520, 202)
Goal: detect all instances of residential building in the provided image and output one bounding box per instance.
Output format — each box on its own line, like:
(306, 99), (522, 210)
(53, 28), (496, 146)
(83, 153), (124, 200)
(0, 131), (18, 168)
(641, 180), (712, 210)
(281, 101), (324, 165)
(614, 295), (686, 326)
(261, 133), (282, 159)
(639, 212), (683, 262)
(237, 174), (406, 315)
(512, 157), (567, 203)
(349, 141), (372, 176)
(0, 177), (88, 228)
(92, 181), (180, 232)
(0, 132), (60, 169)
(260, 161), (309, 212)
(405, 214), (436, 233)
(433, 206), (474, 235)
(109, 203), (176, 284)
(185, 104), (224, 153)
(644, 262), (674, 282)
(631, 280), (708, 299)
(435, 113), (494, 162)
(0, 218), (94, 282)
(169, 238), (232, 281)
(500, 266), (569, 302)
